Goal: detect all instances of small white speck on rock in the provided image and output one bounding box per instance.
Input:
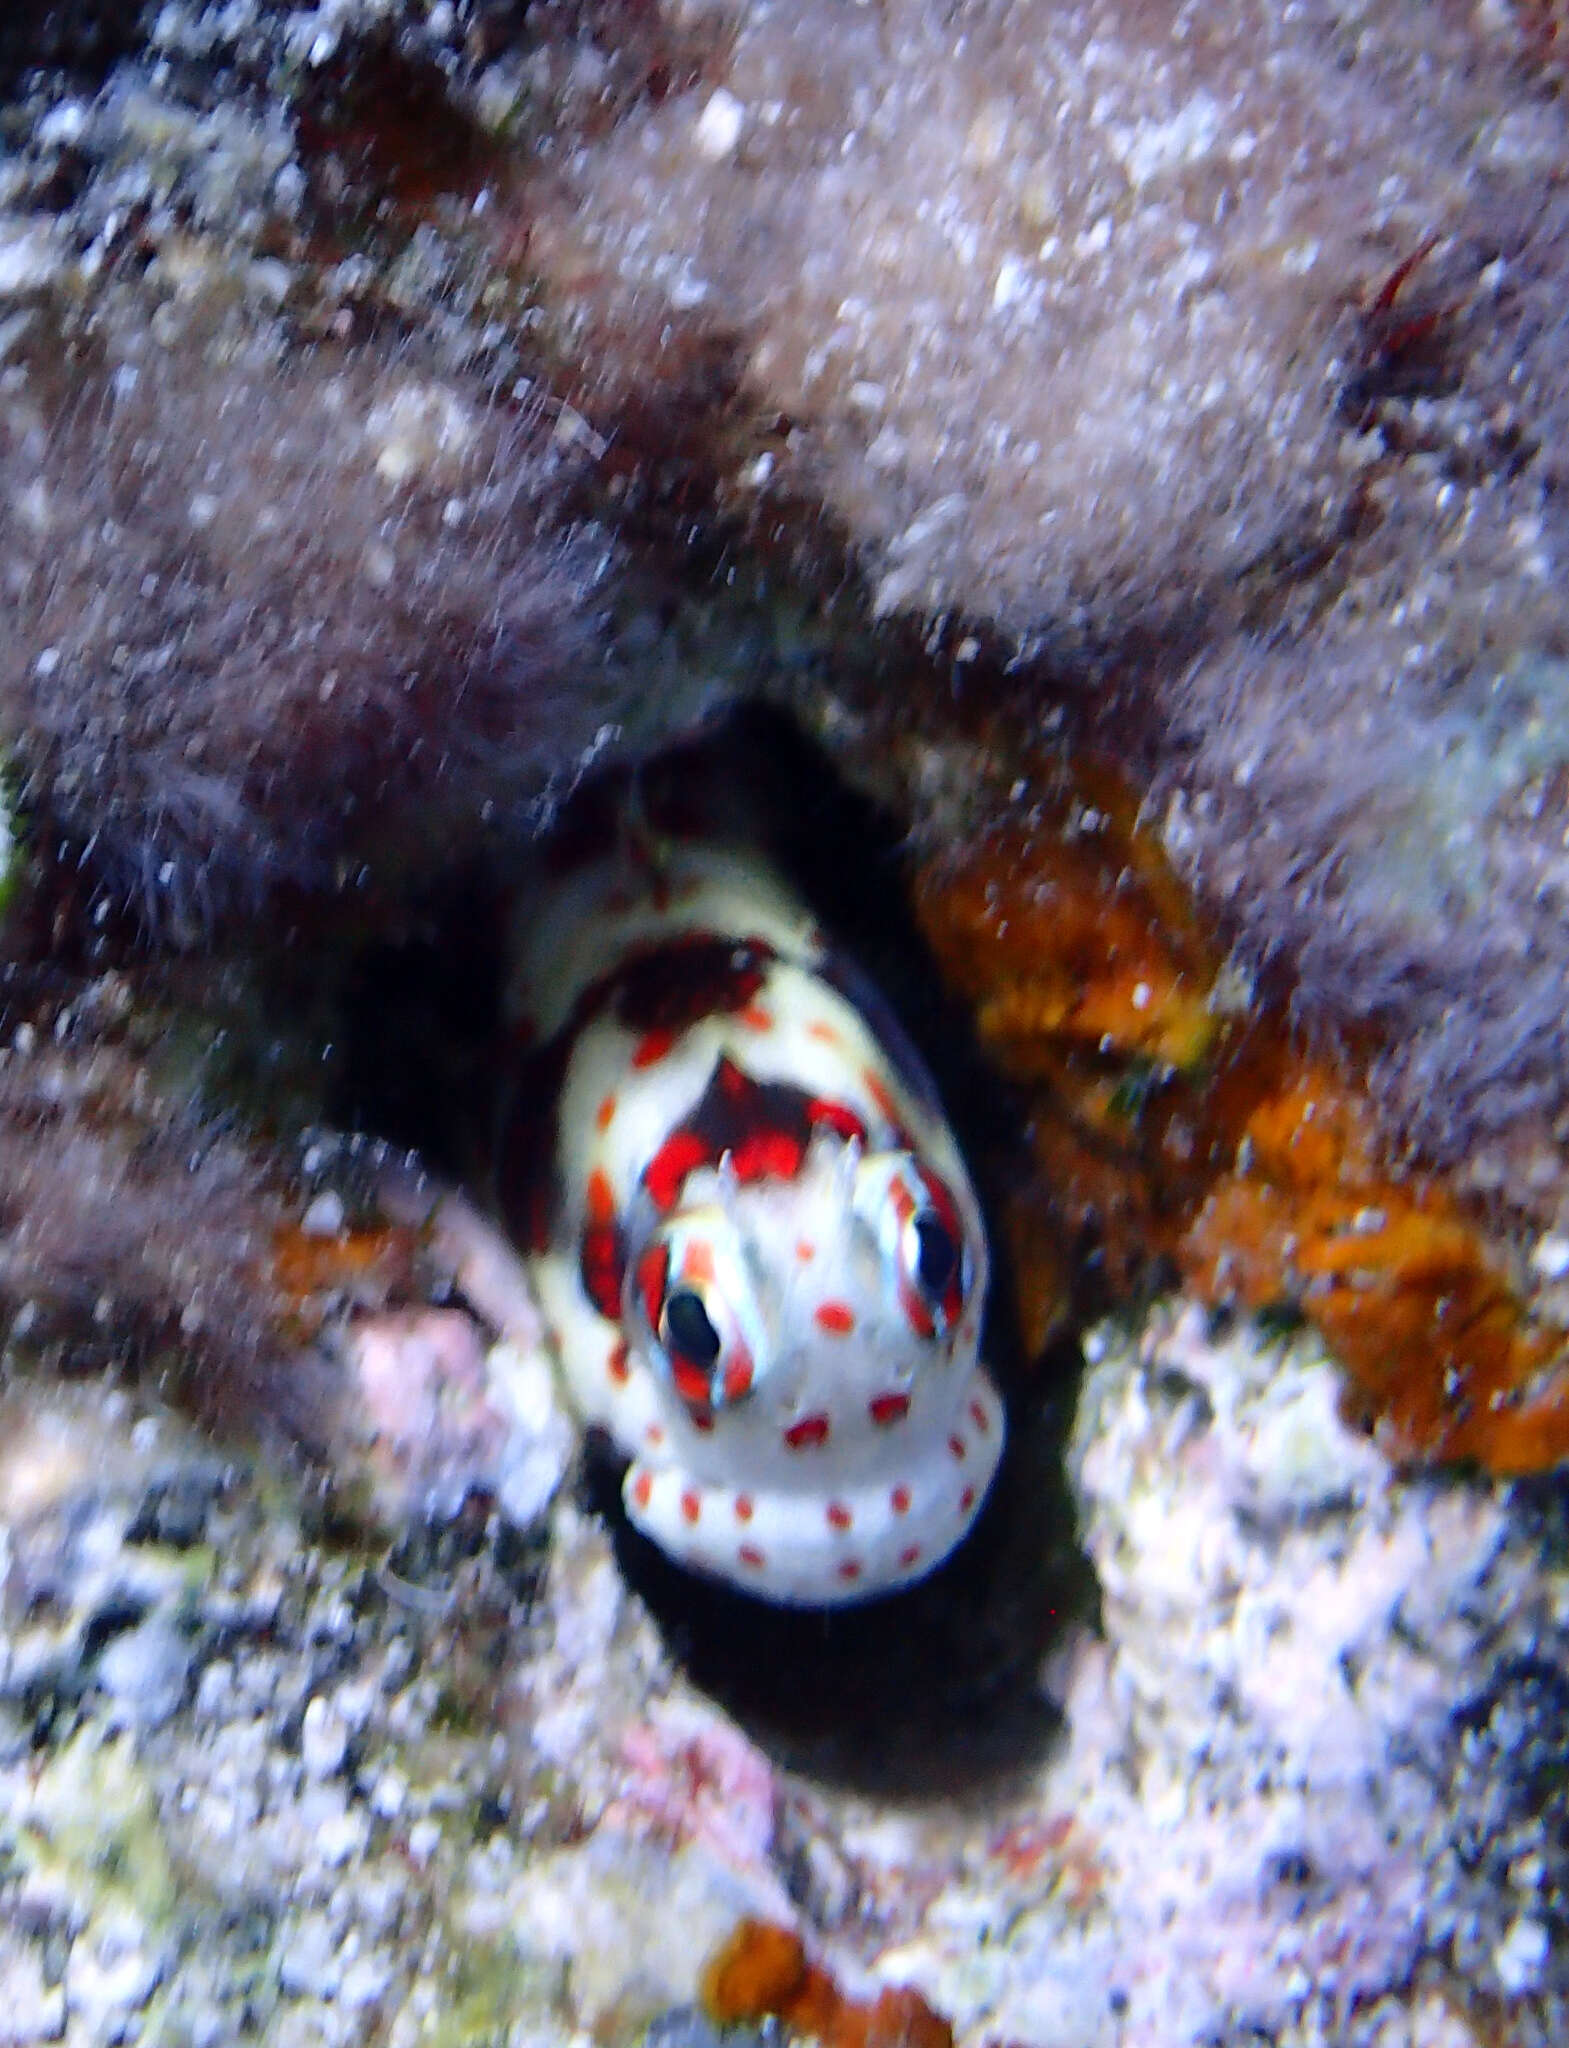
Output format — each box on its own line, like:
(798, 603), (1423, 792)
(301, 1694), (350, 1779)
(300, 1190), (346, 1238)
(407, 1817), (441, 1866)
(1493, 1914), (1549, 1996)
(694, 89), (745, 162)
(69, 1912), (162, 2024)
(369, 1770), (407, 1819)
(992, 256), (1030, 311)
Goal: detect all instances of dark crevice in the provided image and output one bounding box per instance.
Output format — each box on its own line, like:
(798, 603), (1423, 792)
(328, 705), (1089, 1790)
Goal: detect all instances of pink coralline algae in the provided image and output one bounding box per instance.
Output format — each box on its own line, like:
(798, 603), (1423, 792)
(613, 1696), (779, 1874)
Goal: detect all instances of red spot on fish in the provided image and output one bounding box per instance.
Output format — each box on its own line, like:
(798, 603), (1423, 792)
(644, 1130), (709, 1212)
(949, 1435), (966, 1461)
(738, 1004), (773, 1032)
(739, 1543), (766, 1569)
(691, 1410), (715, 1433)
(826, 1501), (853, 1531)
(864, 1069), (901, 1126)
(582, 1228), (625, 1318)
(734, 1494), (754, 1523)
(680, 1238), (716, 1285)
(785, 1413), (831, 1450)
(501, 936), (778, 1245)
(837, 1561), (862, 1584)
(899, 1544), (922, 1569)
(970, 1398), (989, 1432)
(960, 1486), (976, 1513)
(607, 1341), (630, 1385)
(645, 1424), (665, 1447)
(891, 1484), (912, 1514)
(900, 1289), (937, 1341)
(795, 1239), (817, 1263)
(920, 1166), (962, 1234)
(632, 1026), (677, 1069)
(642, 1058), (867, 1208)
(636, 1242), (669, 1332)
(807, 1097), (868, 1145)
(631, 1471), (653, 1510)
(730, 1126), (806, 1184)
(596, 1093), (617, 1132)
(580, 1176), (627, 1320)
(870, 1392), (911, 1427)
(814, 1301), (856, 1336)
(672, 1358), (713, 1408)
(681, 1489), (701, 1525)
(721, 1354), (754, 1404)
(806, 1020), (840, 1046)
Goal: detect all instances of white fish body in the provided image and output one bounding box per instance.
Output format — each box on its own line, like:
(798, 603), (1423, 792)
(498, 836), (1004, 1605)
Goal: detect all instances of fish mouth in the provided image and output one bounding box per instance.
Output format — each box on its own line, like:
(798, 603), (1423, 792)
(620, 1367), (1005, 1606)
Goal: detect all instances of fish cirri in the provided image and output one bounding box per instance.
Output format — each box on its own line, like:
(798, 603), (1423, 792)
(498, 829), (1005, 1605)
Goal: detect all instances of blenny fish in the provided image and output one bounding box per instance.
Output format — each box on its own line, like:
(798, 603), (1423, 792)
(496, 816), (1004, 1607)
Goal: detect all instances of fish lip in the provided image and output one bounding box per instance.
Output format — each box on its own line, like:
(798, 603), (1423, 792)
(622, 1366), (1006, 1604)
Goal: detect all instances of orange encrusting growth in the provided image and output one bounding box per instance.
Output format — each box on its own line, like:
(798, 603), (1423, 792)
(913, 775), (1226, 1336)
(267, 1220), (418, 1338)
(913, 762), (1569, 1474)
(1183, 1065), (1564, 1469)
(915, 767), (1218, 1081)
(701, 1920), (953, 2048)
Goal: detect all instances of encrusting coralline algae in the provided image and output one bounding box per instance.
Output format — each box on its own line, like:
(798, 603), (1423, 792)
(3, 1309), (1561, 2045)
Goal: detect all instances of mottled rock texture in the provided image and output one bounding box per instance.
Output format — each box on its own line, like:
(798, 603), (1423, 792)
(8, 1314), (1561, 2048)
(865, 1309), (1569, 2047)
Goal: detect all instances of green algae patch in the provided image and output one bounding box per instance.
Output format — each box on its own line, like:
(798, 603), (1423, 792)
(16, 1725), (179, 1928)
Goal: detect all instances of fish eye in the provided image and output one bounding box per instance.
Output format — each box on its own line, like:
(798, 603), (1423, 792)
(912, 1211), (958, 1298)
(854, 1151), (971, 1341)
(661, 1287), (722, 1372)
(632, 1209), (765, 1419)
(897, 1185), (968, 1339)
